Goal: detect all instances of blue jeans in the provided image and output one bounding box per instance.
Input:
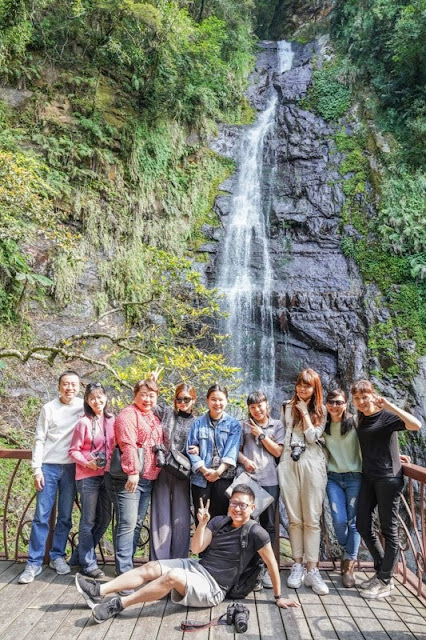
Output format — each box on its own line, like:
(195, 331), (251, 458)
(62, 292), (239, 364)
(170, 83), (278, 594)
(105, 472), (152, 575)
(27, 463), (76, 567)
(76, 475), (111, 572)
(326, 472), (362, 561)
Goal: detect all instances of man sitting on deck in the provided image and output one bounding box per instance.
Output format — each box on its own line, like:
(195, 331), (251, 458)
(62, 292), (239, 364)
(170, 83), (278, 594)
(75, 483), (300, 623)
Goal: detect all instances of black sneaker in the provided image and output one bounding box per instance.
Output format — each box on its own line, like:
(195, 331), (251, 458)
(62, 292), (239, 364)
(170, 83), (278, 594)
(92, 597), (123, 624)
(75, 573), (102, 605)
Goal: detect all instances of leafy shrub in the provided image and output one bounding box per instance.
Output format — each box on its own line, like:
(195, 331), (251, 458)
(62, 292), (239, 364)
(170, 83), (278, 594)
(301, 65), (351, 121)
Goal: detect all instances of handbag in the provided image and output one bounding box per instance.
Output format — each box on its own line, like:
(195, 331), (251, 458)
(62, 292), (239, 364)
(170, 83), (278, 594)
(225, 471), (274, 519)
(109, 445), (145, 480)
(163, 447), (191, 480)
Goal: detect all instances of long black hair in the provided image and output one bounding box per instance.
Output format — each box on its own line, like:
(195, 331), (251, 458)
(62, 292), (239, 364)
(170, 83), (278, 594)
(324, 389), (356, 436)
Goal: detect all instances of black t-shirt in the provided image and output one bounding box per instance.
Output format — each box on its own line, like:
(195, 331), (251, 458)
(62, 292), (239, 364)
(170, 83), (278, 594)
(357, 409), (406, 478)
(200, 516), (270, 591)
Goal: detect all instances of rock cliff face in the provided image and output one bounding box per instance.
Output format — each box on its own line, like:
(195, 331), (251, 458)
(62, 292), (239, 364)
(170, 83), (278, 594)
(200, 40), (369, 406)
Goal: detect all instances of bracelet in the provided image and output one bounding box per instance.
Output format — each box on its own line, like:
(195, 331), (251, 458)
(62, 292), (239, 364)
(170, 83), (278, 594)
(274, 594), (283, 600)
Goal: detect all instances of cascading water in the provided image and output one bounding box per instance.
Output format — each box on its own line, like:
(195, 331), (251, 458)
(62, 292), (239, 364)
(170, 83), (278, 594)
(216, 42), (294, 399)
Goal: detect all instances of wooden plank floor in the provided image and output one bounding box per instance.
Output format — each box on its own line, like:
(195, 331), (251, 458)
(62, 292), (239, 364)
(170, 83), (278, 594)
(1, 561), (426, 639)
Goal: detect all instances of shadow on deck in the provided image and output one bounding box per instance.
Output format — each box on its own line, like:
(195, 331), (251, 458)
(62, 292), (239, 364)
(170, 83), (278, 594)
(0, 561), (425, 640)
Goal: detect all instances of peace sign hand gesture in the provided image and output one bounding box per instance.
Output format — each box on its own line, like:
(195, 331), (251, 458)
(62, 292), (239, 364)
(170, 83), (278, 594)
(197, 498), (211, 525)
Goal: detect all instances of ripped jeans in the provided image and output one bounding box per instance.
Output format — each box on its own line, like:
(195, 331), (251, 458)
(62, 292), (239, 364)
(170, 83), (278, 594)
(326, 472), (362, 561)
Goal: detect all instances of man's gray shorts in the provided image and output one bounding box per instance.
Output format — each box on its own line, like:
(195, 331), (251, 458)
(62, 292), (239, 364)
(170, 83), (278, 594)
(158, 558), (225, 607)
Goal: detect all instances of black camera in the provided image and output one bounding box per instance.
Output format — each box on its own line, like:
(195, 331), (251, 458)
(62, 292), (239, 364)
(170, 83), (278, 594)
(152, 444), (167, 467)
(92, 451), (107, 468)
(290, 442), (306, 462)
(226, 603), (249, 633)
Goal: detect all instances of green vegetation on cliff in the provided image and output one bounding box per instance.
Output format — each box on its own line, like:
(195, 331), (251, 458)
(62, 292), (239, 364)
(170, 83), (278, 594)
(0, 0), (255, 398)
(328, 1), (426, 381)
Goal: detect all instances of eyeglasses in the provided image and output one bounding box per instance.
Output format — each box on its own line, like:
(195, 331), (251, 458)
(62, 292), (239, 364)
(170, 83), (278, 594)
(229, 500), (251, 511)
(326, 400), (345, 406)
(176, 397), (192, 404)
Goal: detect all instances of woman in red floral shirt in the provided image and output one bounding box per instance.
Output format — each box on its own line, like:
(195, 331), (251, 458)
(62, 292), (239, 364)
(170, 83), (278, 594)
(105, 376), (163, 577)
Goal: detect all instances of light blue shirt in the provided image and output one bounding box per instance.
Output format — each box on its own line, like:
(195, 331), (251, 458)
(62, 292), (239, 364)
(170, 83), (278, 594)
(186, 412), (241, 488)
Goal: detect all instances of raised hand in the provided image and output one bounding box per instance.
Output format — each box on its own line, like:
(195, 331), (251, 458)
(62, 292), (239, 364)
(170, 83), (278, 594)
(295, 399), (309, 415)
(197, 497), (211, 525)
(249, 418), (262, 438)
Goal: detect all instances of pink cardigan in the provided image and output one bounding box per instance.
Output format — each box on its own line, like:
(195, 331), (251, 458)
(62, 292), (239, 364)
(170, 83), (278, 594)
(69, 414), (115, 480)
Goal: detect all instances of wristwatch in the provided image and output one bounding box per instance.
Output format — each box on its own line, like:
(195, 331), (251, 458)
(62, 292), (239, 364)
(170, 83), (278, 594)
(258, 433), (266, 442)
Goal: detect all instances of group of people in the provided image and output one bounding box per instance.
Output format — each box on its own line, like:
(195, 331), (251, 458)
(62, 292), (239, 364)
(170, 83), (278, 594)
(17, 366), (421, 624)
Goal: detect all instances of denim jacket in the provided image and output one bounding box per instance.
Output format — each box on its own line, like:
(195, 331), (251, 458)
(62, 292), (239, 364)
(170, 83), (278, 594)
(186, 412), (241, 488)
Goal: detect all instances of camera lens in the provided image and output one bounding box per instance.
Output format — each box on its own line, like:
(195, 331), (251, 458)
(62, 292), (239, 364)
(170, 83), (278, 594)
(234, 608), (248, 633)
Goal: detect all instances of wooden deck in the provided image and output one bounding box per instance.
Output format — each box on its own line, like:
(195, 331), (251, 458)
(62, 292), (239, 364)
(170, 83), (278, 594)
(0, 561), (425, 639)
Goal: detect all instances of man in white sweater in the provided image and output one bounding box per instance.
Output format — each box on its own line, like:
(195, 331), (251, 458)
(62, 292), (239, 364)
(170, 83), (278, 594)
(19, 370), (83, 584)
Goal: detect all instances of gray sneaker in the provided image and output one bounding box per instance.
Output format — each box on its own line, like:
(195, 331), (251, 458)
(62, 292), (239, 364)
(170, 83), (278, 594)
(49, 557), (71, 575)
(360, 574), (394, 590)
(360, 576), (393, 600)
(75, 573), (102, 605)
(92, 597), (124, 624)
(18, 565), (42, 584)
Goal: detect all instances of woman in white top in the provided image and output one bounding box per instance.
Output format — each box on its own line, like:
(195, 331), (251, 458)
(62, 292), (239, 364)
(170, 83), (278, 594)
(278, 368), (328, 595)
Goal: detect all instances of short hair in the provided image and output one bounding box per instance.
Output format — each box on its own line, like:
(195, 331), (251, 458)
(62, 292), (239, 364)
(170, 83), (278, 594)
(133, 376), (159, 396)
(231, 484), (255, 502)
(206, 383), (228, 399)
(246, 390), (268, 406)
(58, 370), (80, 385)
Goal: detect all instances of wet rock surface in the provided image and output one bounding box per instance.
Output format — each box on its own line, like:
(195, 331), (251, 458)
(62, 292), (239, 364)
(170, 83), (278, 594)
(203, 40), (371, 408)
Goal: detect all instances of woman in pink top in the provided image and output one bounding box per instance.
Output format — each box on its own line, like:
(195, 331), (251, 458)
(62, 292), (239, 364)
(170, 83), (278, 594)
(69, 382), (115, 578)
(104, 376), (164, 577)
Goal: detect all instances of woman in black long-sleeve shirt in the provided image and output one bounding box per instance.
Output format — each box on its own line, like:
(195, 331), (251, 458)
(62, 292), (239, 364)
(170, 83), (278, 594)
(351, 379), (421, 600)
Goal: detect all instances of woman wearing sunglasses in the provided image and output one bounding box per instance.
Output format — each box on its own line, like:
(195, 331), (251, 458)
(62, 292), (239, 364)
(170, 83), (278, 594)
(323, 389), (361, 588)
(150, 383), (197, 560)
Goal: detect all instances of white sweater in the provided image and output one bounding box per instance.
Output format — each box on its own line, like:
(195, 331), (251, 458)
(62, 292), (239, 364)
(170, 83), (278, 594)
(32, 397), (84, 474)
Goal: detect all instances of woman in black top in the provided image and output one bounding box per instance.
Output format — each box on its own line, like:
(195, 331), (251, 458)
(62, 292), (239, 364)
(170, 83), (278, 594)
(351, 379), (421, 600)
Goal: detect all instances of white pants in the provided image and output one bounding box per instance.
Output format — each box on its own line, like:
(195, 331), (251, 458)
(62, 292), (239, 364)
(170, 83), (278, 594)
(278, 445), (327, 563)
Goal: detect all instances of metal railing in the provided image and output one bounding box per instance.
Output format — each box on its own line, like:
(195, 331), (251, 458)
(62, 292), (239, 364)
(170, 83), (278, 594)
(0, 449), (425, 600)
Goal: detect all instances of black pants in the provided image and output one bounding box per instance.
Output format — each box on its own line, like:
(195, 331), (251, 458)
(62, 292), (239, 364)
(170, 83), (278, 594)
(356, 475), (403, 583)
(191, 478), (233, 519)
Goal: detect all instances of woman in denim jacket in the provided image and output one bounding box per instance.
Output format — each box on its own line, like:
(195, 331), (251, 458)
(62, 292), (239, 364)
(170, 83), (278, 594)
(187, 384), (240, 517)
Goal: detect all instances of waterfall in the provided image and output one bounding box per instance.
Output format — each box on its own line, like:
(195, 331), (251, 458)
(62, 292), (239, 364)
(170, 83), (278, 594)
(216, 42), (294, 399)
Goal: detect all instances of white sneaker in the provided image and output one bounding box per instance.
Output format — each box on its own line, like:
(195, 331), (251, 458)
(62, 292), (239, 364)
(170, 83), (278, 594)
(304, 568), (329, 595)
(360, 576), (393, 600)
(287, 563), (304, 589)
(18, 564), (42, 584)
(262, 570), (273, 589)
(49, 557), (71, 575)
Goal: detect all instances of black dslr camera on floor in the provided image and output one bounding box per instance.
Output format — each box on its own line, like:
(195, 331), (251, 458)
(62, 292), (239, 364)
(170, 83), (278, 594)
(226, 602), (250, 633)
(181, 602), (250, 634)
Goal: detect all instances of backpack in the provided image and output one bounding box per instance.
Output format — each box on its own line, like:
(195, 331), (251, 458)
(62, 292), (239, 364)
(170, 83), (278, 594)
(212, 516), (264, 599)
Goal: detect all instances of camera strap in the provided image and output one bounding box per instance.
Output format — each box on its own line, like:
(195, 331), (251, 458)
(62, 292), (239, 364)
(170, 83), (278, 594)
(90, 416), (107, 454)
(180, 613), (228, 631)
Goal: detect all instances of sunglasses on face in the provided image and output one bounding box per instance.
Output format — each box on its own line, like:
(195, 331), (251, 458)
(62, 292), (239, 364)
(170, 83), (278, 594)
(176, 397), (192, 404)
(327, 400), (345, 406)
